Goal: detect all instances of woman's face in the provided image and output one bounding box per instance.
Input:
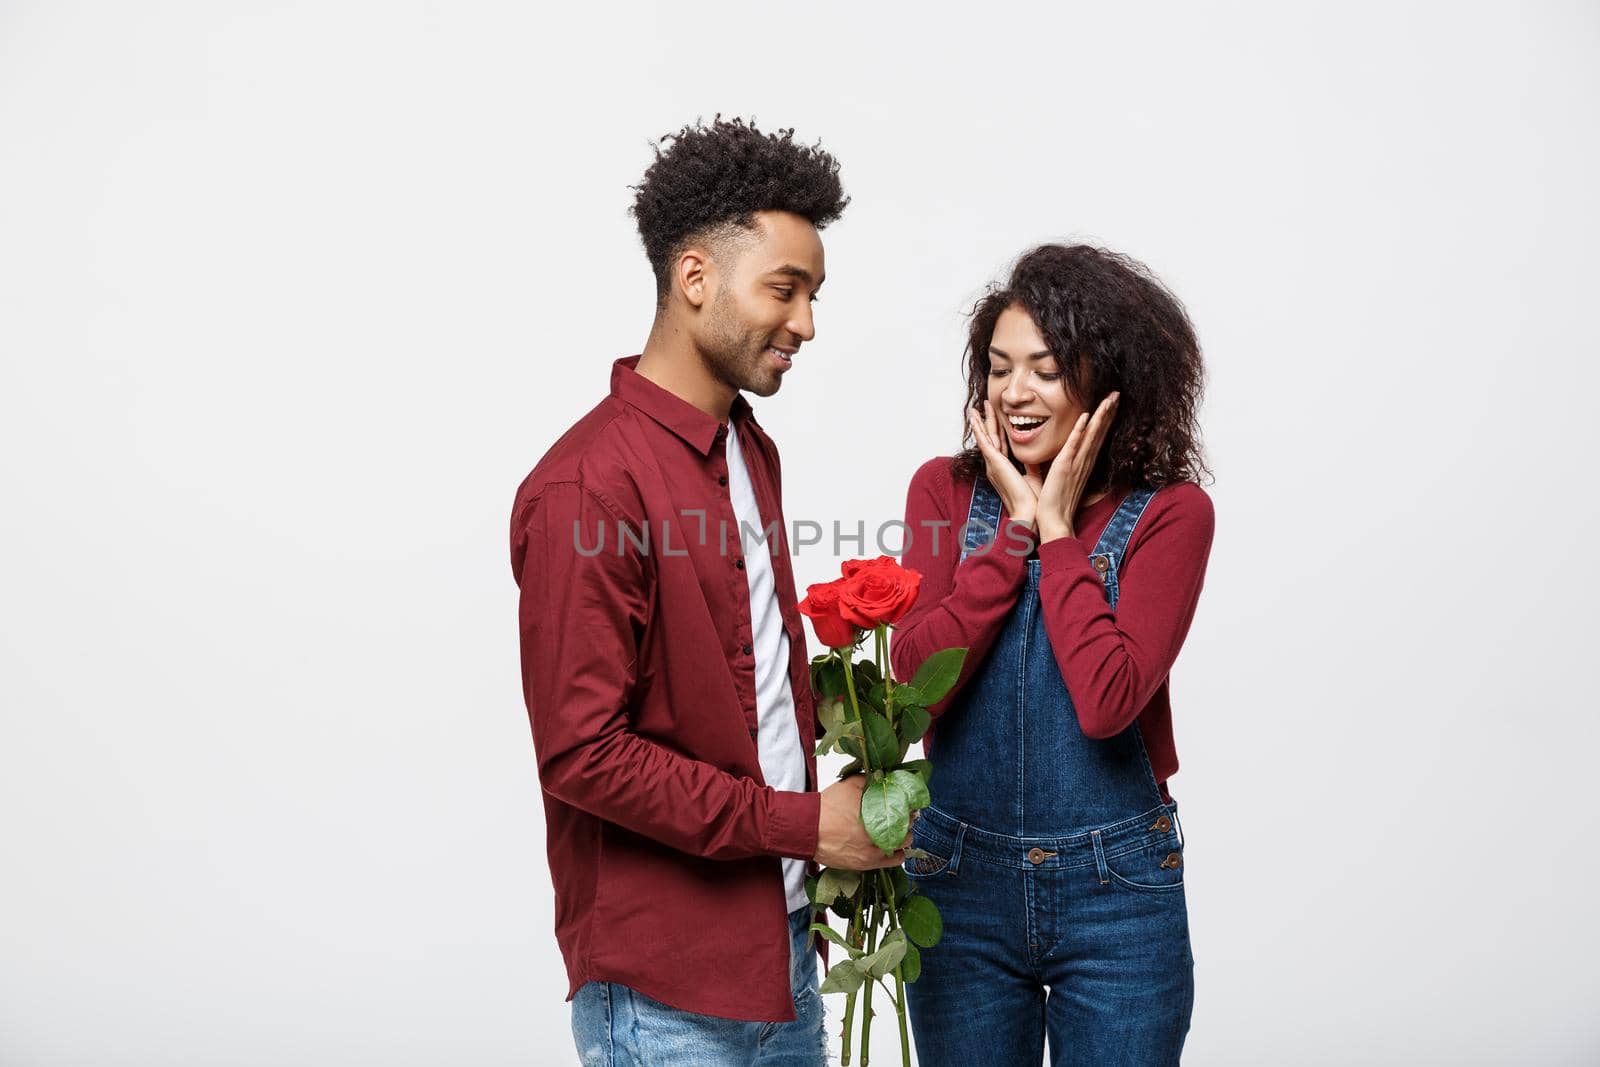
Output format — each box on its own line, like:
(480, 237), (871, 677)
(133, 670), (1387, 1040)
(984, 303), (1085, 471)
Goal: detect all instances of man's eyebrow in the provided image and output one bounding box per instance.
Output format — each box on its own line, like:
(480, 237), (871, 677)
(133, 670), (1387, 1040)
(769, 265), (824, 288)
(988, 346), (1054, 361)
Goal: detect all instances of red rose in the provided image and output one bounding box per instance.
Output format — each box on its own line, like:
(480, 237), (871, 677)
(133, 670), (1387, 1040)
(840, 555), (905, 580)
(837, 557), (922, 628)
(798, 579), (857, 648)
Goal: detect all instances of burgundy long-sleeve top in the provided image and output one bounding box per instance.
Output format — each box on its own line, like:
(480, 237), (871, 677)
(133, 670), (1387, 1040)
(509, 355), (823, 1023)
(889, 456), (1215, 803)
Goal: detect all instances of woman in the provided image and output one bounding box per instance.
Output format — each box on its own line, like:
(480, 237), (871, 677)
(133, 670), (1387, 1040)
(890, 243), (1214, 1066)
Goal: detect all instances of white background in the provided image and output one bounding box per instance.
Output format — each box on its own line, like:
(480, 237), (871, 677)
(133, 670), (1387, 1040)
(3, 2), (1598, 1064)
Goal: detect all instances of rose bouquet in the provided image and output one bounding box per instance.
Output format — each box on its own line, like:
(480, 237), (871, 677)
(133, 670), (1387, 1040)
(799, 555), (966, 1067)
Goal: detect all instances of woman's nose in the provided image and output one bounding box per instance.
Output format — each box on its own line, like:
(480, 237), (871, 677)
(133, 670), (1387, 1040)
(1002, 373), (1031, 405)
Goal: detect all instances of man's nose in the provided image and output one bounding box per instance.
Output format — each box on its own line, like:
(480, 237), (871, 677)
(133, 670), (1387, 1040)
(788, 303), (816, 343)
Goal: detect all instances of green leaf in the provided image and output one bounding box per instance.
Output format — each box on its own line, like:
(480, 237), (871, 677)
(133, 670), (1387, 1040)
(897, 758), (933, 783)
(816, 695), (847, 734)
(815, 867), (861, 906)
(854, 937), (908, 978)
(860, 775), (913, 853)
(896, 705), (931, 748)
(804, 873), (819, 906)
(819, 959), (867, 995)
(854, 658), (882, 686)
(808, 922), (863, 958)
(900, 941), (922, 983)
(909, 648), (967, 705)
(887, 768), (929, 812)
(813, 656), (847, 698)
(861, 711), (900, 772)
(836, 757), (864, 779)
(891, 680), (928, 709)
(899, 894), (943, 948)
(813, 718), (863, 759)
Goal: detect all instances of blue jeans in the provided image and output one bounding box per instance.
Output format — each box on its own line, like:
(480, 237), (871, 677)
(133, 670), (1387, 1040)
(570, 904), (825, 1066)
(904, 806), (1193, 1065)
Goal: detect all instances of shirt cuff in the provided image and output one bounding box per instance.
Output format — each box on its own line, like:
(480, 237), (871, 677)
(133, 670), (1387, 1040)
(764, 788), (822, 861)
(1037, 533), (1092, 576)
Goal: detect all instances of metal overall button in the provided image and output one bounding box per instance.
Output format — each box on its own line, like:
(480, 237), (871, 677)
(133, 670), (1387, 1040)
(1160, 852), (1182, 870)
(1091, 555), (1110, 574)
(1026, 847), (1056, 865)
(1149, 815), (1172, 832)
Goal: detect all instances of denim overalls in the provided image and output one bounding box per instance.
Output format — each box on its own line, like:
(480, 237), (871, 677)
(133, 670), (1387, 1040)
(903, 476), (1194, 1067)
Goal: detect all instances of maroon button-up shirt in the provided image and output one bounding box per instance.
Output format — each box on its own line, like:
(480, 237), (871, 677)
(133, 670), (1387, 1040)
(510, 354), (826, 1022)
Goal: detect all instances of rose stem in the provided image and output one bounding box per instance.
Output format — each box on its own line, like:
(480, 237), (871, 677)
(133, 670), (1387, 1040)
(879, 868), (912, 1067)
(860, 878), (879, 1065)
(841, 886), (863, 1065)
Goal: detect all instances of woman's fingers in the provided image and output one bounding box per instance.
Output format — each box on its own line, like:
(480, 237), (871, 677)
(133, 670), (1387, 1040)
(1082, 392), (1120, 462)
(971, 404), (1041, 522)
(968, 407), (999, 459)
(1086, 392), (1119, 438)
(1056, 412), (1090, 472)
(979, 396), (1004, 454)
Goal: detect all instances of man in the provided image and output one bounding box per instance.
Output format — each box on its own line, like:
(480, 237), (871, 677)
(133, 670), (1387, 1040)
(509, 118), (908, 1065)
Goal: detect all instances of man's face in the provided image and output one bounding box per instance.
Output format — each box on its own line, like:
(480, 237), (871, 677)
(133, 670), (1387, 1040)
(695, 211), (825, 398)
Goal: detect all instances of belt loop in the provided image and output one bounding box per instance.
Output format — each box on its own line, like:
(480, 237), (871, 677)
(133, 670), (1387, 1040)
(1090, 829), (1109, 885)
(948, 820), (968, 877)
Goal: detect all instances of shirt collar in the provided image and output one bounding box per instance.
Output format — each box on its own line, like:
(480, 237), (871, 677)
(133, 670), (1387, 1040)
(610, 354), (754, 457)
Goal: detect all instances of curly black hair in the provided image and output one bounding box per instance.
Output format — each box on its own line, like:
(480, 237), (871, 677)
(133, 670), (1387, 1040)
(953, 244), (1211, 491)
(631, 116), (848, 303)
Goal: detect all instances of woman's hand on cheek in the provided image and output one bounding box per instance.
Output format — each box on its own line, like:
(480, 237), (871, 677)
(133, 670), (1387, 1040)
(969, 402), (1040, 530)
(1037, 392), (1119, 543)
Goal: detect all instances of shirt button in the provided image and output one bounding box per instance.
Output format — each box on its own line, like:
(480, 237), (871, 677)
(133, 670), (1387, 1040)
(735, 559), (745, 570)
(742, 644), (753, 655)
(718, 475), (728, 486)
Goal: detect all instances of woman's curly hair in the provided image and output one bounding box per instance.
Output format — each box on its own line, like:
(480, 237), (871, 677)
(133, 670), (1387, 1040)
(952, 244), (1211, 492)
(631, 116), (848, 302)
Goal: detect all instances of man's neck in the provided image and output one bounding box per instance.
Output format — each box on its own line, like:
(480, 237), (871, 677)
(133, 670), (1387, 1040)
(636, 318), (736, 421)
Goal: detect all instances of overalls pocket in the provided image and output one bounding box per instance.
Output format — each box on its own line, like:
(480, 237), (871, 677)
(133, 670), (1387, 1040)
(1102, 836), (1186, 894)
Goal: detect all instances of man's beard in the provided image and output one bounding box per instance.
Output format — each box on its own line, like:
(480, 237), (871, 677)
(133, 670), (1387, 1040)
(698, 289), (781, 398)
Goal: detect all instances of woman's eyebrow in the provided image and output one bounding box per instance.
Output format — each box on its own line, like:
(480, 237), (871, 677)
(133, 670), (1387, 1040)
(988, 346), (1054, 360)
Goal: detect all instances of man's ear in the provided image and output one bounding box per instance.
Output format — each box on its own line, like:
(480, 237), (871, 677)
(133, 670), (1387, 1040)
(674, 247), (712, 309)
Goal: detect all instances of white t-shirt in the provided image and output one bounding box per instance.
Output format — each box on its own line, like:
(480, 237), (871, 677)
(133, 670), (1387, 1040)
(725, 423), (811, 915)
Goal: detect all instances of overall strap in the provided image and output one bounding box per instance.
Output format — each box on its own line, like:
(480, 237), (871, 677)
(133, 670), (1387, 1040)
(1089, 487), (1159, 561)
(958, 474), (1004, 562)
(1087, 486), (1160, 581)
